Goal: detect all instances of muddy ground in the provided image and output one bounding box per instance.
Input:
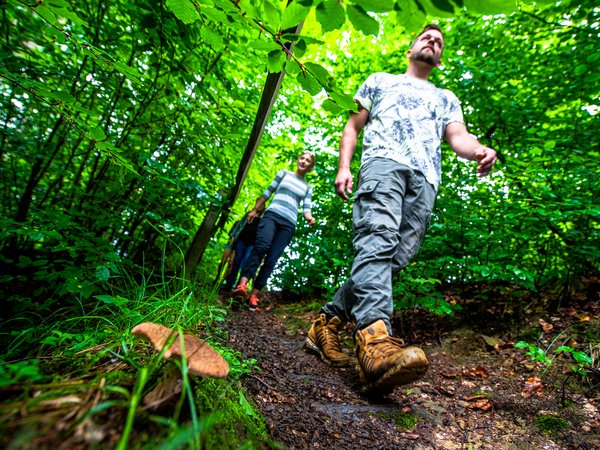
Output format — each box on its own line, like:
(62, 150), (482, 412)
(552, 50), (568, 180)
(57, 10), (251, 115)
(222, 290), (599, 449)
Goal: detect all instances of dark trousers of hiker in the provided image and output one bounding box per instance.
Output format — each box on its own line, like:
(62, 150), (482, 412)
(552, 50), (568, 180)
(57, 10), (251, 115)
(240, 211), (295, 291)
(225, 239), (255, 290)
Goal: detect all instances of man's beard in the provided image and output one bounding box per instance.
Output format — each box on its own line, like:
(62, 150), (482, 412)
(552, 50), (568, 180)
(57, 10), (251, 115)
(413, 50), (438, 66)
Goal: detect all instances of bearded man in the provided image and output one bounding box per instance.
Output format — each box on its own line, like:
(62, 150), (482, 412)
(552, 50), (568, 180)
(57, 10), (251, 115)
(305, 24), (497, 394)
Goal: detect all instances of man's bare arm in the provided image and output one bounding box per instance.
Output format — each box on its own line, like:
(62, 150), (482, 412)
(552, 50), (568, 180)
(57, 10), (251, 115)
(335, 107), (370, 199)
(444, 122), (497, 177)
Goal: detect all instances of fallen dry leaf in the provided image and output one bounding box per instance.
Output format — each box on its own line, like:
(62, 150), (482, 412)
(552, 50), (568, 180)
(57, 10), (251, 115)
(521, 376), (543, 398)
(539, 318), (553, 331)
(441, 371), (460, 378)
(494, 342), (515, 351)
(399, 432), (420, 440)
(437, 385), (456, 397)
(464, 394), (488, 401)
(462, 365), (489, 379)
(468, 399), (493, 411)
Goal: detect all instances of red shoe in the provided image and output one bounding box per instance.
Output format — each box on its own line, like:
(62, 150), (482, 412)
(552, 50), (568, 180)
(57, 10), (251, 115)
(231, 284), (248, 300)
(247, 294), (260, 311)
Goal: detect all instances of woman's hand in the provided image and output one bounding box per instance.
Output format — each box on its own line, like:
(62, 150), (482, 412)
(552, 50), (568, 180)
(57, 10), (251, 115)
(304, 213), (316, 226)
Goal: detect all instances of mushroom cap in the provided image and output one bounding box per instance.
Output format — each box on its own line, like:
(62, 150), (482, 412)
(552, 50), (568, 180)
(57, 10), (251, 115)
(132, 322), (229, 378)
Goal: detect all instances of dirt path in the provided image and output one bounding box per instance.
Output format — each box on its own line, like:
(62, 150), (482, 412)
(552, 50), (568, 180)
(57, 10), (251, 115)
(222, 293), (599, 449)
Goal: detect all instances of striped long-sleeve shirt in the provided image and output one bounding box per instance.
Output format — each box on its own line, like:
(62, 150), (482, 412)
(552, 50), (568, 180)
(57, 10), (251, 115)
(262, 170), (312, 226)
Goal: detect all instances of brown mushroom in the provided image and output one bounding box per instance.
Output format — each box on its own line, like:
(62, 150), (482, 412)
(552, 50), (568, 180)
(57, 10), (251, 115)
(132, 322), (229, 378)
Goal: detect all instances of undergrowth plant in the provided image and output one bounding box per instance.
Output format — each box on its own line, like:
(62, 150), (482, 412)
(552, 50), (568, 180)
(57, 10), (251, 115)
(0, 257), (271, 449)
(515, 324), (595, 378)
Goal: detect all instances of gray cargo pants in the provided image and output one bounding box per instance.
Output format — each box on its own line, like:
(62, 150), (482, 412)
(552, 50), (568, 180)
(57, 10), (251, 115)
(321, 157), (436, 335)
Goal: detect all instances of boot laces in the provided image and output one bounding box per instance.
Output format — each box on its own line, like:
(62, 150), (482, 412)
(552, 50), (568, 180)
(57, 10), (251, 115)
(318, 324), (343, 352)
(369, 336), (406, 357)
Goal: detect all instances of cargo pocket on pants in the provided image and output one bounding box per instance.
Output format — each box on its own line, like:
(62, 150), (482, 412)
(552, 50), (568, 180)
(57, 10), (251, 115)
(352, 179), (381, 232)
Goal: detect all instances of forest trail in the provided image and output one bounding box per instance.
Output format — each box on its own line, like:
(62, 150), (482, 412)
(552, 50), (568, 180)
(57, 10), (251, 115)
(221, 292), (599, 449)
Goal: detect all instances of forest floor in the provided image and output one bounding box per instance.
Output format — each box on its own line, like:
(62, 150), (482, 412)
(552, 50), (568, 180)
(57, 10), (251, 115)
(222, 287), (600, 449)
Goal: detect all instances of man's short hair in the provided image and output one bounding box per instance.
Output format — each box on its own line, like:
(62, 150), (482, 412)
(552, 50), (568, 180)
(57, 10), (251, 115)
(411, 24), (444, 49)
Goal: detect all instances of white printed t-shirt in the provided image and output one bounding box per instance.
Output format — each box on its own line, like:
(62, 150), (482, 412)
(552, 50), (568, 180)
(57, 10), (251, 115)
(355, 73), (464, 190)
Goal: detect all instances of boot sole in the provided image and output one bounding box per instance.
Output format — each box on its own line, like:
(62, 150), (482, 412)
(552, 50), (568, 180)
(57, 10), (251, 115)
(360, 363), (428, 395)
(304, 337), (350, 367)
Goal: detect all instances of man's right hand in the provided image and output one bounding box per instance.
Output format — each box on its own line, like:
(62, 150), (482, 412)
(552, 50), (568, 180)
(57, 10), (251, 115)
(334, 168), (354, 200)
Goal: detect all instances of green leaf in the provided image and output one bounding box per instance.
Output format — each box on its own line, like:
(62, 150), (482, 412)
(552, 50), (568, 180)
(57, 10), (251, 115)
(395, 2), (426, 32)
(267, 49), (285, 73)
(304, 62), (332, 88)
(321, 98), (343, 114)
(315, 0), (346, 32)
(95, 295), (128, 306)
(574, 64), (588, 75)
(296, 71), (322, 96)
(462, 0), (517, 14)
(113, 62), (143, 84)
(34, 5), (59, 26)
(586, 53), (600, 63)
(251, 39), (281, 52)
(49, 6), (84, 25)
(349, 0), (394, 13)
(263, 0), (281, 31)
(281, 2), (310, 29)
(95, 265), (110, 282)
(347, 5), (379, 36)
(571, 351), (593, 365)
(239, 0), (261, 20)
(55, 91), (76, 104)
(201, 6), (229, 25)
(430, 0), (456, 13)
(166, 0), (200, 24)
(554, 345), (573, 353)
(329, 89), (357, 112)
(201, 26), (224, 51)
(285, 60), (302, 75)
(292, 39), (307, 58)
(281, 34), (325, 46)
(89, 126), (106, 141)
(43, 27), (66, 44)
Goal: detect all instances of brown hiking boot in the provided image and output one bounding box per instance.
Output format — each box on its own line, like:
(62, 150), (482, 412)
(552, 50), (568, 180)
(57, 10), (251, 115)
(356, 320), (428, 394)
(305, 314), (350, 367)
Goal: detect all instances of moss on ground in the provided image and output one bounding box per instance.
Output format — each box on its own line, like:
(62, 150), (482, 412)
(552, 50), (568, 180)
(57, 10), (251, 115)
(371, 411), (418, 430)
(194, 379), (281, 449)
(533, 414), (570, 434)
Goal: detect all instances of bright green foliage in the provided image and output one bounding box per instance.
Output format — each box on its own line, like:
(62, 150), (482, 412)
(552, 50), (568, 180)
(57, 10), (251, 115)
(0, 269), (270, 448)
(0, 0), (598, 446)
(270, 0), (599, 308)
(1, 0), (594, 318)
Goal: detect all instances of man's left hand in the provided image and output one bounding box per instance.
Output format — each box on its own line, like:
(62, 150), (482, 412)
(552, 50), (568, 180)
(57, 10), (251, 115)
(476, 147), (497, 177)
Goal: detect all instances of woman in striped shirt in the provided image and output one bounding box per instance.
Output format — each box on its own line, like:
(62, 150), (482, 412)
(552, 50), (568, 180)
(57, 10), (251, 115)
(232, 151), (316, 311)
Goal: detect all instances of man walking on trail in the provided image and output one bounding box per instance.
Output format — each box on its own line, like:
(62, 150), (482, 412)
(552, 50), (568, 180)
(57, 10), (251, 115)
(305, 24), (497, 394)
